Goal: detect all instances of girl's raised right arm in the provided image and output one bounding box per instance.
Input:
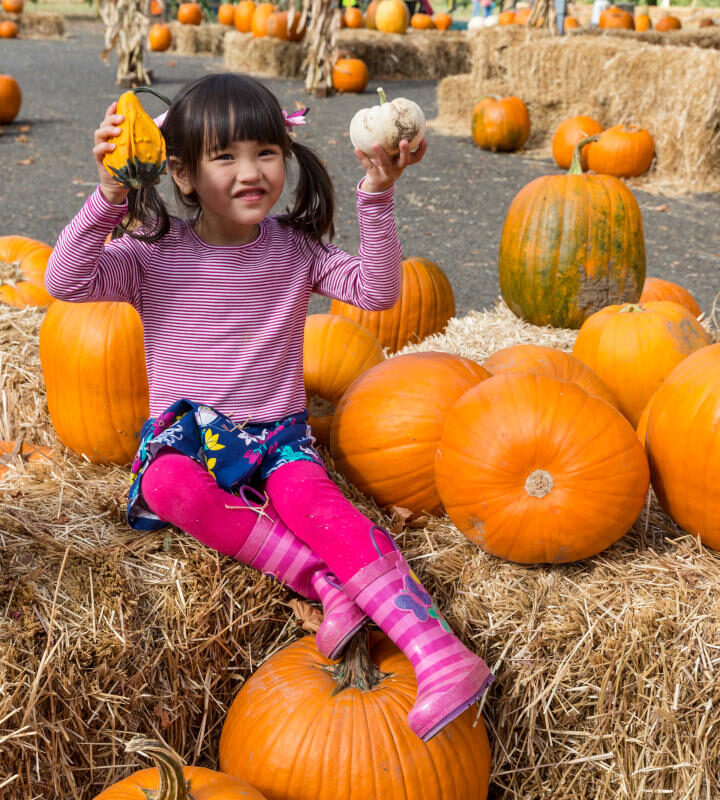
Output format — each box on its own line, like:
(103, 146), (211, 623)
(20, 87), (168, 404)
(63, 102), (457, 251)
(44, 102), (143, 306)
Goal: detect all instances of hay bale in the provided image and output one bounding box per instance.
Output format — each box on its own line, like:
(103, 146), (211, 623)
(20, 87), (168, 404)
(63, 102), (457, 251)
(0, 10), (64, 38)
(573, 25), (720, 51)
(223, 31), (307, 77)
(169, 21), (227, 55)
(433, 28), (720, 195)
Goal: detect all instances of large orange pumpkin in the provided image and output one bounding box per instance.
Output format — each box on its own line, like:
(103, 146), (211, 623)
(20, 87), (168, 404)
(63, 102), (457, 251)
(330, 257), (455, 353)
(572, 301), (712, 427)
(219, 633), (492, 800)
(586, 123), (655, 177)
(471, 96), (530, 152)
(0, 235), (54, 307)
(39, 300), (150, 465)
(177, 2), (202, 23)
(330, 351), (489, 514)
(646, 343), (720, 549)
(374, 0), (410, 33)
(217, 2), (236, 25)
(264, 10), (303, 39)
(251, 2), (276, 36)
(1, 0), (23, 12)
(655, 14), (681, 31)
(94, 736), (268, 799)
(233, 0), (255, 31)
(148, 22), (172, 50)
(639, 276), (702, 318)
(599, 5), (634, 28)
(365, 0), (379, 28)
(551, 115), (603, 170)
(0, 74), (22, 125)
(331, 57), (369, 92)
(498, 137), (646, 329)
(0, 20), (19, 37)
(303, 314), (384, 444)
(483, 344), (619, 409)
(435, 373), (650, 564)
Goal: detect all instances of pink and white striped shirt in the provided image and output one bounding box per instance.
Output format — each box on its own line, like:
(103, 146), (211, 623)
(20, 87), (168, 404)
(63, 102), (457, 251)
(45, 185), (402, 423)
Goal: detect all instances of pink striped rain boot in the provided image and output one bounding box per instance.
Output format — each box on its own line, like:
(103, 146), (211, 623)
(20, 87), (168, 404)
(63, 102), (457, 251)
(342, 525), (495, 742)
(235, 486), (368, 660)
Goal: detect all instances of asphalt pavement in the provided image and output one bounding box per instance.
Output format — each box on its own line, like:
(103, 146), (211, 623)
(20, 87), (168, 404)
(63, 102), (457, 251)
(2, 18), (718, 317)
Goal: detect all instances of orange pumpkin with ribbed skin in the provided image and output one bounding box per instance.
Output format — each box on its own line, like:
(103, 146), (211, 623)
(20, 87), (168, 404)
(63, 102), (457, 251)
(639, 276), (702, 318)
(498, 138), (646, 329)
(411, 11), (434, 28)
(177, 2), (202, 23)
(635, 13), (651, 30)
(39, 300), (150, 465)
(375, 0), (409, 32)
(233, 0), (254, 31)
(250, 2), (275, 36)
(432, 12), (452, 29)
(331, 57), (369, 93)
(471, 95), (530, 152)
(572, 301), (712, 428)
(483, 344), (619, 409)
(331, 352), (490, 514)
(498, 10), (515, 24)
(635, 394), (654, 447)
(0, 235), (54, 308)
(148, 22), (172, 50)
(564, 16), (580, 28)
(95, 737), (268, 800)
(0, 441), (52, 479)
(1, 0), (23, 12)
(344, 6), (363, 27)
(646, 344), (720, 549)
(0, 74), (21, 125)
(303, 314), (384, 445)
(265, 10), (304, 39)
(655, 14), (681, 31)
(435, 373), (650, 564)
(551, 114), (603, 170)
(217, 3), (236, 24)
(599, 5), (634, 28)
(330, 257), (455, 353)
(0, 20), (18, 38)
(220, 634), (491, 800)
(586, 123), (654, 177)
(365, 0), (379, 28)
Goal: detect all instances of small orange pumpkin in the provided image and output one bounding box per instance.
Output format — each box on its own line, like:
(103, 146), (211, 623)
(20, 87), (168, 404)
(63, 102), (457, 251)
(432, 11), (452, 29)
(586, 123), (655, 177)
(1, 0), (23, 12)
(148, 22), (172, 50)
(0, 235), (54, 307)
(264, 9), (304, 39)
(374, 0), (410, 33)
(233, 0), (255, 31)
(365, 0), (379, 28)
(639, 276), (702, 318)
(551, 115), (603, 170)
(698, 17), (715, 27)
(344, 6), (363, 27)
(514, 7), (531, 24)
(635, 12), (652, 30)
(251, 2), (276, 36)
(0, 73), (22, 125)
(0, 441), (52, 479)
(177, 1), (202, 23)
(410, 12), (434, 28)
(655, 14), (681, 31)
(599, 5), (634, 28)
(564, 15), (580, 28)
(498, 10), (516, 24)
(150, 0), (163, 15)
(332, 57), (369, 93)
(0, 19), (18, 37)
(471, 95), (530, 152)
(217, 2), (236, 24)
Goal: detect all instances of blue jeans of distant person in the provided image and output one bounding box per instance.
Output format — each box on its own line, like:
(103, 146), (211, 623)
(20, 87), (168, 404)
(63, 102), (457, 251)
(554, 0), (566, 32)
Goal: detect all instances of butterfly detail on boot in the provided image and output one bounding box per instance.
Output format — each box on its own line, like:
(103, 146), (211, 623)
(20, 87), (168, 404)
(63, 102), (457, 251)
(395, 561), (451, 632)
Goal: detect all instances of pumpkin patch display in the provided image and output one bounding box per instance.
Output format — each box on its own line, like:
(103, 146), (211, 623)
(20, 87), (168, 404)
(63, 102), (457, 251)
(303, 314), (384, 444)
(435, 373), (650, 564)
(332, 57), (369, 93)
(148, 22), (172, 51)
(645, 343), (720, 550)
(103, 88), (169, 190)
(498, 136), (646, 329)
(572, 301), (712, 427)
(471, 96), (530, 152)
(177, 1), (202, 23)
(0, 235), (54, 308)
(330, 351), (490, 514)
(349, 86), (425, 157)
(0, 73), (22, 125)
(639, 276), (702, 318)
(234, 0), (255, 31)
(586, 123), (655, 177)
(39, 299), (150, 465)
(551, 115), (603, 170)
(374, 0), (410, 33)
(330, 256), (455, 352)
(94, 736), (268, 799)
(219, 633), (492, 800)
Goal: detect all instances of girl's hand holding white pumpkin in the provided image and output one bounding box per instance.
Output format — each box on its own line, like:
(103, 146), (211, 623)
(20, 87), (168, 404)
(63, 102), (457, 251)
(355, 137), (427, 194)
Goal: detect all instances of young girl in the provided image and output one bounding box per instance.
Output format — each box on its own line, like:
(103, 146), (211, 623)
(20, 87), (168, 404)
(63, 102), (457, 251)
(45, 73), (493, 742)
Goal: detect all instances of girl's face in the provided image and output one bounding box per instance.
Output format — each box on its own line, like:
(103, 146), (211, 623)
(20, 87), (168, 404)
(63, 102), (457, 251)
(172, 138), (286, 244)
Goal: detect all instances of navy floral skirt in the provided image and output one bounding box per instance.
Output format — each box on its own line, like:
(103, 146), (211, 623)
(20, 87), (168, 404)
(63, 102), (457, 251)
(127, 399), (323, 531)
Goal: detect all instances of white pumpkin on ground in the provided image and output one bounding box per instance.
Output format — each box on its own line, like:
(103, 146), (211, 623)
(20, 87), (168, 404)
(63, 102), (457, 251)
(349, 87), (426, 157)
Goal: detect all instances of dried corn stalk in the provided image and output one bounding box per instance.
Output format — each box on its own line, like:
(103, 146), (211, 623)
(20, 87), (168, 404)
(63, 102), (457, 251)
(99, 0), (152, 87)
(299, 0), (341, 96)
(528, 0), (552, 28)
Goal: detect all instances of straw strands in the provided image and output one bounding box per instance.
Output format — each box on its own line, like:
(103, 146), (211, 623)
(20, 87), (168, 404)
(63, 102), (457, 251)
(1, 300), (719, 798)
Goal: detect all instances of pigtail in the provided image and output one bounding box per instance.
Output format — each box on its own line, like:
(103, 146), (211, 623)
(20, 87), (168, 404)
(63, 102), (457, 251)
(277, 140), (335, 245)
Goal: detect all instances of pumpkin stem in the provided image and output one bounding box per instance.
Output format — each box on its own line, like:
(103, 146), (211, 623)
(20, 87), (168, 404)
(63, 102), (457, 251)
(377, 86), (388, 105)
(620, 303), (646, 313)
(125, 737), (191, 800)
(325, 627), (390, 694)
(567, 134), (601, 175)
(133, 87), (172, 106)
(525, 469), (554, 498)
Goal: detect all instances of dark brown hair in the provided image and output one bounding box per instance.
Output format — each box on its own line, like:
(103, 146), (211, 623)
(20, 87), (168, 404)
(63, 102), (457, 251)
(119, 73), (335, 244)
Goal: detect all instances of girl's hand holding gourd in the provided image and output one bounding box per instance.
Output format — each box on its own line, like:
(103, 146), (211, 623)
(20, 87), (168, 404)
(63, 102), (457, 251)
(94, 101), (130, 206)
(355, 138), (428, 194)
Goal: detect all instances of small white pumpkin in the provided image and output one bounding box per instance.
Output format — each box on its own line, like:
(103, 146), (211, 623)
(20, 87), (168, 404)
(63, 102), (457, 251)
(349, 87), (426, 157)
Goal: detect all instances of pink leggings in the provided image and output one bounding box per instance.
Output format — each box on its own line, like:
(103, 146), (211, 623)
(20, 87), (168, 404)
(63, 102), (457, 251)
(140, 452), (390, 583)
